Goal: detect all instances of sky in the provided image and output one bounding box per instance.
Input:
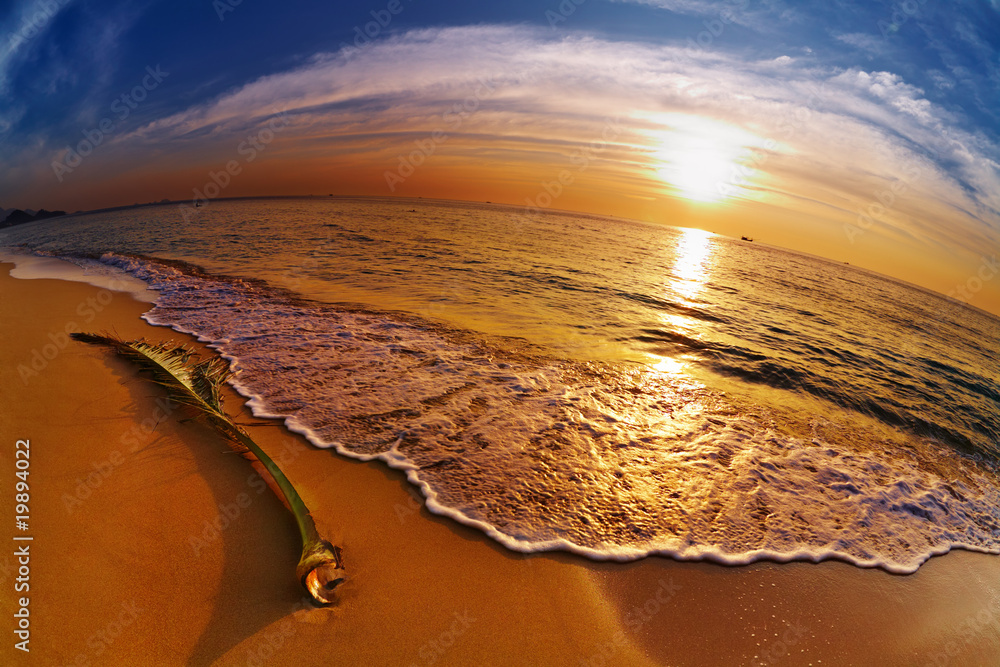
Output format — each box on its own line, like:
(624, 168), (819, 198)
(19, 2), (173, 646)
(1, 0), (999, 313)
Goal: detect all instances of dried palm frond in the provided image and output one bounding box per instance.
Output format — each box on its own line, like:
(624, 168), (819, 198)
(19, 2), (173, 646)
(71, 332), (346, 605)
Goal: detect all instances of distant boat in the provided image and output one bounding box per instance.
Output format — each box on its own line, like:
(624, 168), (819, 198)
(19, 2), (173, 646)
(741, 235), (753, 241)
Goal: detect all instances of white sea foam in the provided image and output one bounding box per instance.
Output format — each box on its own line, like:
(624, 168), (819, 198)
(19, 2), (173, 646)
(89, 252), (1000, 573)
(1, 251), (158, 302)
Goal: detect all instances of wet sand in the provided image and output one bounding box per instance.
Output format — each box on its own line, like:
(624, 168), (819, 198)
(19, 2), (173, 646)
(2, 261), (999, 666)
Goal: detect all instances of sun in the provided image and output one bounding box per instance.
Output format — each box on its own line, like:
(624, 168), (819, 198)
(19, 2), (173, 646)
(657, 140), (738, 202)
(643, 114), (766, 204)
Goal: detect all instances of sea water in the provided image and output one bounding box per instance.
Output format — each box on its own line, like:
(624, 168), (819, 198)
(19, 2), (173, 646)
(4, 196), (998, 573)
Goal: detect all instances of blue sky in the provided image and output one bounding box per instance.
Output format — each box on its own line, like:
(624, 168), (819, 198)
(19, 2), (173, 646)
(1, 0), (998, 310)
(3, 0), (997, 138)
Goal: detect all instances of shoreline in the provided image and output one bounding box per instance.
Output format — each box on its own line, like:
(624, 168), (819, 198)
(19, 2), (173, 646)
(0, 263), (651, 666)
(2, 261), (1000, 665)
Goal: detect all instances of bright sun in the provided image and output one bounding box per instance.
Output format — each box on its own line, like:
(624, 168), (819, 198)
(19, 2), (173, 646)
(646, 114), (765, 204)
(657, 139), (737, 202)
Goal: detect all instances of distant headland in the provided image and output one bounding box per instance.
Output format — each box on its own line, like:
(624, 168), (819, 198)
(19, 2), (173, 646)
(0, 208), (67, 229)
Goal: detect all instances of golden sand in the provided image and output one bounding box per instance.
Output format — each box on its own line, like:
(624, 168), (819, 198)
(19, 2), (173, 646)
(1, 262), (999, 666)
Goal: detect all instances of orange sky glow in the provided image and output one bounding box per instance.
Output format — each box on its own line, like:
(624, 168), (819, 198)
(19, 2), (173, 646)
(4, 26), (998, 315)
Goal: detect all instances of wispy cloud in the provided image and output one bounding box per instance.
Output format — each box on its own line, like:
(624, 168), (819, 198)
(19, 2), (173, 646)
(834, 32), (887, 56)
(609, 0), (730, 15)
(609, 0), (802, 32)
(0, 0), (78, 132)
(115, 25), (998, 258)
(0, 0), (76, 91)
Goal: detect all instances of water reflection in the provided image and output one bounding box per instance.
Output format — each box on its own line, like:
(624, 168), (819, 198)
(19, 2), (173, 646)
(648, 227), (717, 379)
(651, 355), (686, 377)
(668, 227), (714, 303)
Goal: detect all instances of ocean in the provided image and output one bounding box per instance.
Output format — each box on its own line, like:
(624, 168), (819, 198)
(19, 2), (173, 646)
(4, 196), (999, 573)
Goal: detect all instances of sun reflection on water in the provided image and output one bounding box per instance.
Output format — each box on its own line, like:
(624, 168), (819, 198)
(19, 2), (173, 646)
(646, 227), (717, 382)
(651, 355), (686, 377)
(668, 227), (714, 303)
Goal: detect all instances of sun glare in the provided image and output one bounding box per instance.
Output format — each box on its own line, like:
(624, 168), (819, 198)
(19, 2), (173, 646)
(658, 142), (736, 202)
(648, 227), (717, 381)
(669, 226), (714, 301)
(644, 114), (766, 204)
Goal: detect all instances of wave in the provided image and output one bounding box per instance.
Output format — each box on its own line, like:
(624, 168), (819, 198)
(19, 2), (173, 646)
(65, 251), (1000, 574)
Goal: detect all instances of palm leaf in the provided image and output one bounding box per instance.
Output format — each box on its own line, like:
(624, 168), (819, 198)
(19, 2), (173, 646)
(71, 332), (346, 605)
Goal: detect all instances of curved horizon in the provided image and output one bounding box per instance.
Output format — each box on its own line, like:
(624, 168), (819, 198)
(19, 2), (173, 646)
(1, 0), (998, 314)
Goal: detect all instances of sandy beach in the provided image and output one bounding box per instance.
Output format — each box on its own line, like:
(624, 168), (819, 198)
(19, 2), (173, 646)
(2, 260), (1000, 666)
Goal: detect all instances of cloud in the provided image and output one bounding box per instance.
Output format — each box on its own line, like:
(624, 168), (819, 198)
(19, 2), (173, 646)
(834, 32), (887, 56)
(0, 0), (76, 92)
(610, 0), (805, 32)
(926, 69), (956, 90)
(0, 0), (77, 134)
(609, 0), (738, 16)
(115, 25), (997, 255)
